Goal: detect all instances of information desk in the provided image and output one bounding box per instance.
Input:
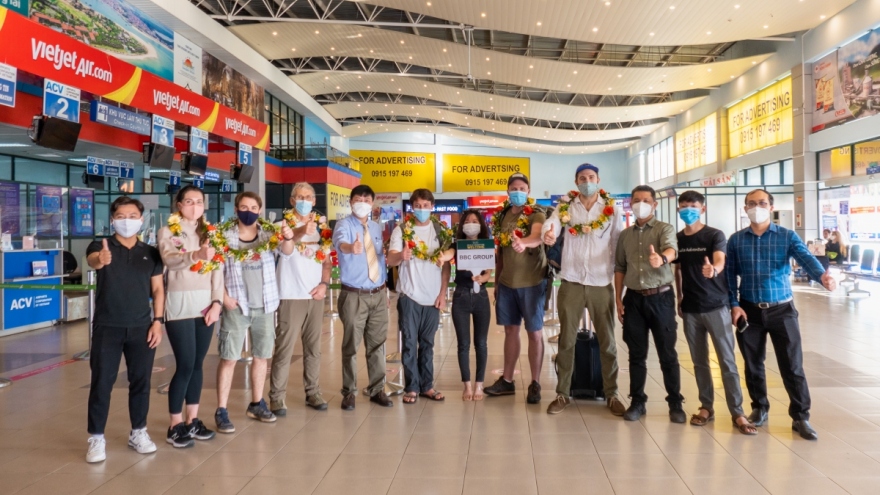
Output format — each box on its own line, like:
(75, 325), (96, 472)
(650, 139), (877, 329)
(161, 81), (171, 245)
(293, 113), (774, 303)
(0, 249), (64, 336)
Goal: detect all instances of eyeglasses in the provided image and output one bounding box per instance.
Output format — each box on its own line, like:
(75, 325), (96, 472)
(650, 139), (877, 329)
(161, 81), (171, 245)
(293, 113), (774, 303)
(294, 195), (315, 201)
(181, 199), (204, 206)
(746, 201), (771, 208)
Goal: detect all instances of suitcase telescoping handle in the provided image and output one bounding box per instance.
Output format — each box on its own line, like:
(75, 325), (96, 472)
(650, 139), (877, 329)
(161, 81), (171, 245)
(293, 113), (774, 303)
(578, 308), (595, 338)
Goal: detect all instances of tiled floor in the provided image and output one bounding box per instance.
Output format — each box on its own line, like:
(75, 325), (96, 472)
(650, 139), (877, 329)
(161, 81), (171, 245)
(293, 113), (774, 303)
(2, 279), (880, 494)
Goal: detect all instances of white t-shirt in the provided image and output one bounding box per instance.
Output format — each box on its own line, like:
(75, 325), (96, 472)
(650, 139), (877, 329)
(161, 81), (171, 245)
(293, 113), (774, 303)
(390, 223), (442, 306)
(276, 220), (324, 300)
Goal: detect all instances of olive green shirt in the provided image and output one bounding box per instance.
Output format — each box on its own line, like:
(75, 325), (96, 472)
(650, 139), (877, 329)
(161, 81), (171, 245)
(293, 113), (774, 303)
(614, 217), (678, 290)
(498, 208), (547, 289)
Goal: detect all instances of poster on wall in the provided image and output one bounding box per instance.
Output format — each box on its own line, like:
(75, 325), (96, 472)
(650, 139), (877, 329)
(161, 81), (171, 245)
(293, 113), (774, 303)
(31, 0), (175, 81)
(202, 52), (264, 121)
(442, 155), (530, 193)
(811, 30), (880, 132)
(728, 77), (792, 158)
(675, 113), (717, 172)
(854, 140), (880, 176)
(0, 180), (21, 236)
(373, 193), (402, 243)
(35, 185), (62, 236)
(173, 32), (202, 91)
(69, 188), (94, 237)
(351, 151), (436, 193)
(0, 62), (16, 108)
(326, 184), (352, 222)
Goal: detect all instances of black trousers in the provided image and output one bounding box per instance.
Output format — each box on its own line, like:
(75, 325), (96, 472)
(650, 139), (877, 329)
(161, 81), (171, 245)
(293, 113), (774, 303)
(736, 300), (811, 420)
(88, 325), (156, 434)
(165, 318), (214, 415)
(398, 294), (440, 394)
(451, 287), (491, 382)
(622, 290), (683, 405)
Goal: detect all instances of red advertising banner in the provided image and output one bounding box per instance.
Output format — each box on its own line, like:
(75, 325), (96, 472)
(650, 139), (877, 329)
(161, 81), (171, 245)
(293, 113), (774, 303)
(0, 7), (269, 150)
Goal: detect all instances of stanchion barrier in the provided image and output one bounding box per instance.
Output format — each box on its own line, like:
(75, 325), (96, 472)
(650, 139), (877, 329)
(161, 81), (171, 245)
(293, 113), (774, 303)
(367, 290), (403, 396)
(73, 271), (97, 361)
(324, 277), (339, 319)
(386, 292), (402, 363)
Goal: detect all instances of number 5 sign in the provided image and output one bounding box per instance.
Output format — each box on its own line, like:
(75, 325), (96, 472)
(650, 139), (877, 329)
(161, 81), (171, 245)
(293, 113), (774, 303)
(43, 79), (81, 123)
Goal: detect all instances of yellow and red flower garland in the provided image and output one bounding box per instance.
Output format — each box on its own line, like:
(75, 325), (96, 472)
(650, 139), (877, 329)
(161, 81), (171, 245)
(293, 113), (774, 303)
(167, 213), (228, 274)
(214, 217), (281, 263)
(557, 189), (616, 236)
(283, 209), (333, 264)
(400, 214), (455, 263)
(490, 198), (536, 247)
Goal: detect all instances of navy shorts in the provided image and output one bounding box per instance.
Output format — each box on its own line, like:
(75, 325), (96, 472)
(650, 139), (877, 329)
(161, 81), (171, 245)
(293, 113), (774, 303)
(495, 280), (547, 332)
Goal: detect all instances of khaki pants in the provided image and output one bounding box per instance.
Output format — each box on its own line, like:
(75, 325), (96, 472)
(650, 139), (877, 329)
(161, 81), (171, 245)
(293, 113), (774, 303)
(270, 299), (323, 403)
(554, 281), (619, 397)
(339, 290), (388, 396)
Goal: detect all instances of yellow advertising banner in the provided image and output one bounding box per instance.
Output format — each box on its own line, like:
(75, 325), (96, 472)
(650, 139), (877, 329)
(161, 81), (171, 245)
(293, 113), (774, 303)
(855, 140), (880, 176)
(728, 77), (793, 158)
(675, 112), (717, 173)
(326, 183), (352, 221)
(442, 155), (530, 192)
(350, 150), (436, 192)
(830, 146), (852, 178)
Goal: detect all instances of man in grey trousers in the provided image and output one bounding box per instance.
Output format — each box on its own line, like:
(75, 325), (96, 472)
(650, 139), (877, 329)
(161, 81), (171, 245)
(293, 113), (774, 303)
(673, 190), (757, 435)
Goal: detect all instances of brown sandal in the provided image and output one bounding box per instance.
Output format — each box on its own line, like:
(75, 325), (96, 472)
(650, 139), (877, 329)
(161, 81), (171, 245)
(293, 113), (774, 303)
(690, 407), (715, 426)
(733, 415), (758, 435)
(403, 392), (418, 404)
(420, 390), (445, 401)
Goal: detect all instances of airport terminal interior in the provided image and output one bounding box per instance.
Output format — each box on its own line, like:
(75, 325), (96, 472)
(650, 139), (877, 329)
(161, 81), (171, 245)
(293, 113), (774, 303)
(2, 0), (880, 494)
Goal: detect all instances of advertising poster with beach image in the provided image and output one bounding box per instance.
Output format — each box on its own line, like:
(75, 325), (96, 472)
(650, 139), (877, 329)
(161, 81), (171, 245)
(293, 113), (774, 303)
(811, 29), (880, 132)
(31, 0), (174, 81)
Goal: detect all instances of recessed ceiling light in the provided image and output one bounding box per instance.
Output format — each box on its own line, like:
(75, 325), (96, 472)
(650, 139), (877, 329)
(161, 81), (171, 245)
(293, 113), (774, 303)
(690, 82), (694, 86)
(649, 32), (655, 36)
(481, 12), (486, 17)
(370, 49), (374, 53)
(486, 57), (490, 61)
(752, 60), (757, 64)
(763, 25), (768, 29)
(487, 72), (491, 75)
(707, 31), (712, 35)
(593, 27), (598, 32)
(607, 87), (612, 90)
(291, 48), (296, 51)
(707, 68), (712, 72)
(0, 143), (28, 148)
(734, 4), (740, 8)
(330, 47), (335, 50)
(574, 71), (578, 74)
(426, 1), (431, 6)
(443, 48), (447, 52)
(669, 5), (675, 10)
(730, 75), (735, 79)
(605, 1), (611, 5)
(315, 30), (319, 34)
(272, 31), (277, 36)
(820, 15), (826, 19)
(537, 21), (542, 26)
(400, 40), (405, 44)
(617, 74), (622, 78)
(358, 33), (362, 37)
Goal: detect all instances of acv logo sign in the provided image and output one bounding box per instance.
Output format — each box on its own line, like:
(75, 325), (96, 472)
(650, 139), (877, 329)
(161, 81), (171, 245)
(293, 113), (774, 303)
(10, 298), (33, 310)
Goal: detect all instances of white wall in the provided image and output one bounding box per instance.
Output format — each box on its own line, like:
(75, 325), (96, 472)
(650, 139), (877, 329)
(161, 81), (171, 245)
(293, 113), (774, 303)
(349, 133), (631, 198)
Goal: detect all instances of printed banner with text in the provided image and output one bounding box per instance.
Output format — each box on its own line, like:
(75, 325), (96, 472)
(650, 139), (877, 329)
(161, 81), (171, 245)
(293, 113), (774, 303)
(442, 155), (530, 193)
(351, 150), (436, 193)
(727, 76), (792, 158)
(675, 112), (717, 173)
(326, 183), (353, 222)
(812, 30), (880, 133)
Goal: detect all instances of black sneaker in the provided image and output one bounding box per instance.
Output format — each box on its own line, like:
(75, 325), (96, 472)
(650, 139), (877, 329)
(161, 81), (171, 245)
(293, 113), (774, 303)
(483, 377), (516, 396)
(526, 381), (542, 404)
(669, 403), (687, 424)
(215, 407), (235, 434)
(187, 418), (216, 441)
(246, 399), (277, 423)
(623, 402), (646, 421)
(166, 422), (195, 448)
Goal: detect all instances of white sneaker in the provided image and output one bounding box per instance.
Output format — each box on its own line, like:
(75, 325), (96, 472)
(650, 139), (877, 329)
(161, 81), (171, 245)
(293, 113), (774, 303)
(86, 436), (106, 463)
(128, 428), (158, 454)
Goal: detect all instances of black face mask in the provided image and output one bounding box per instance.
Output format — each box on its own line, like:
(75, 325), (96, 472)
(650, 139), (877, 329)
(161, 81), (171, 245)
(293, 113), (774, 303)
(237, 209), (259, 226)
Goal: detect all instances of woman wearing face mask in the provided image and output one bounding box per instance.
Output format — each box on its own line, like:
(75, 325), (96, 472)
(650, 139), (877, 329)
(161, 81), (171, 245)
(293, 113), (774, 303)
(157, 185), (224, 448)
(451, 210), (492, 401)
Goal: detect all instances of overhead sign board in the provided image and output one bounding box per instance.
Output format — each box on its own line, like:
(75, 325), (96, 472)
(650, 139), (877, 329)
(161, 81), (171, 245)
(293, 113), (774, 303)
(351, 150), (436, 193)
(728, 76), (793, 158)
(169, 170), (181, 187)
(442, 155), (530, 192)
(43, 78), (80, 123)
(0, 62), (16, 108)
(190, 127), (208, 155)
(238, 143), (252, 166)
(221, 180), (236, 193)
(675, 112), (717, 172)
(0, 0), (28, 16)
(151, 115), (175, 146)
(89, 101), (150, 135)
(192, 177), (204, 189)
(86, 157), (135, 179)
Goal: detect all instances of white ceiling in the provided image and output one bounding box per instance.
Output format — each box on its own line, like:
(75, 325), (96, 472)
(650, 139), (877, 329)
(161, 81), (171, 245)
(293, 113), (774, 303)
(231, 22), (774, 95)
(344, 123), (639, 155)
(327, 102), (663, 141)
(292, 72), (707, 124)
(359, 0), (856, 45)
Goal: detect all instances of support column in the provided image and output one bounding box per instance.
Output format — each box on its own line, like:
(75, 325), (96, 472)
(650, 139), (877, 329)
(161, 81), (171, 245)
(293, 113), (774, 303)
(245, 150), (266, 201)
(791, 62), (819, 241)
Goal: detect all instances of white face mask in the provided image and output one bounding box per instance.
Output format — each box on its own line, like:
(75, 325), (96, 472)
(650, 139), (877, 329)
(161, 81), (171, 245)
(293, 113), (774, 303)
(747, 207), (771, 224)
(113, 218), (143, 238)
(633, 202), (654, 220)
(351, 202), (372, 219)
(462, 223), (481, 238)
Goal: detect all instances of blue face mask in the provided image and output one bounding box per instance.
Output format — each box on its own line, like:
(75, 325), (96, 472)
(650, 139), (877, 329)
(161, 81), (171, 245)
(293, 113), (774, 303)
(678, 207), (701, 226)
(509, 191), (528, 206)
(237, 209), (259, 226)
(577, 182), (600, 197)
(295, 200), (313, 216)
(413, 209), (432, 223)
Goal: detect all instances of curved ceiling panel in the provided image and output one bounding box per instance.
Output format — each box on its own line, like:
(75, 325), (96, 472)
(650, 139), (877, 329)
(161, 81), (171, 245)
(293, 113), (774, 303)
(344, 123), (639, 155)
(360, 0), (855, 46)
(292, 72), (707, 124)
(324, 102), (663, 142)
(229, 23), (773, 95)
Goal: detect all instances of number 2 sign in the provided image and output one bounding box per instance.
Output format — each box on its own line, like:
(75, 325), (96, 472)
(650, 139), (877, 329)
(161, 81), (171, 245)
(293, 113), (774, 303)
(43, 79), (81, 123)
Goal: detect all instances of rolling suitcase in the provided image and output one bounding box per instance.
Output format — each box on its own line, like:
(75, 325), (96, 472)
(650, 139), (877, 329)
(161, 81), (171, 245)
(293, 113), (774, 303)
(562, 309), (605, 400)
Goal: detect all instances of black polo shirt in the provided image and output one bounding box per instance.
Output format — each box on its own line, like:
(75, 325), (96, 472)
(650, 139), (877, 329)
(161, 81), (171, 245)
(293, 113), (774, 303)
(87, 237), (164, 327)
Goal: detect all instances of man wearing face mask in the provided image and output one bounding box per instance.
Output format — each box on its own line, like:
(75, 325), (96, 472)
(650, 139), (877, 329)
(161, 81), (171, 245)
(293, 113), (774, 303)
(85, 197), (164, 463)
(332, 185), (393, 410)
(270, 183), (332, 415)
(542, 164), (626, 416)
(727, 189), (837, 440)
(215, 192), (280, 433)
(484, 172), (548, 404)
(388, 188), (454, 404)
(672, 191), (755, 435)
(614, 185), (685, 423)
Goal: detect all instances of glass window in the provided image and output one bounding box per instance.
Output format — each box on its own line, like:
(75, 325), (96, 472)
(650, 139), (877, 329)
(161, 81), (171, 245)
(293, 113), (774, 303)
(783, 159), (794, 184)
(15, 159), (68, 185)
(764, 162), (781, 185)
(746, 167), (762, 186)
(647, 147), (655, 183)
(0, 155), (11, 180)
(666, 137), (674, 176)
(639, 152), (646, 184)
(659, 139), (668, 178)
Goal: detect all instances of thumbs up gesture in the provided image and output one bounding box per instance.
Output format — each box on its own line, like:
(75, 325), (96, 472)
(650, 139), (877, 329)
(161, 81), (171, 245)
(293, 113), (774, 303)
(402, 241), (413, 261)
(648, 245), (664, 268)
(352, 233), (364, 255)
(702, 256), (716, 278)
(543, 225), (557, 246)
(511, 234), (526, 253)
(98, 239), (112, 266)
(195, 241), (216, 262)
(280, 223), (294, 241)
(305, 212), (318, 237)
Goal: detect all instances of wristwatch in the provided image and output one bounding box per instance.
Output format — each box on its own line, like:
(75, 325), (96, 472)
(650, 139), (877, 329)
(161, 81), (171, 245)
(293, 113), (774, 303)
(212, 299), (222, 307)
(152, 317), (165, 324)
(319, 281), (330, 287)
(661, 254), (669, 265)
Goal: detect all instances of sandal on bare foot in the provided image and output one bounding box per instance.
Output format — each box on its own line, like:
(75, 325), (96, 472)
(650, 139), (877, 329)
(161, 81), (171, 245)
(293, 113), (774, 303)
(690, 407), (715, 426)
(473, 384), (484, 401)
(463, 384), (473, 401)
(403, 392), (418, 404)
(420, 389), (445, 401)
(733, 415), (758, 435)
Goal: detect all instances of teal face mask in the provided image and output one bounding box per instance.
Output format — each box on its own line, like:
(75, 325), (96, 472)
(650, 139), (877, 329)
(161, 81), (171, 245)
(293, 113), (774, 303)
(578, 182), (600, 197)
(413, 209), (432, 223)
(678, 207), (701, 226)
(295, 200), (313, 216)
(509, 191), (528, 206)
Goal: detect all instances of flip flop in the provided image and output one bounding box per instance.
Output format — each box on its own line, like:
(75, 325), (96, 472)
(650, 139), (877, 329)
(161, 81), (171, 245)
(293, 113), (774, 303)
(733, 415), (758, 435)
(403, 392), (418, 405)
(420, 390), (445, 401)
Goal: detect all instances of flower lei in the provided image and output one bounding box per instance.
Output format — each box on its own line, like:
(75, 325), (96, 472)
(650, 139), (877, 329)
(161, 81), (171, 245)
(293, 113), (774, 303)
(400, 214), (455, 263)
(167, 213), (228, 274)
(283, 209), (333, 264)
(557, 189), (616, 236)
(491, 198), (536, 247)
(214, 217), (281, 263)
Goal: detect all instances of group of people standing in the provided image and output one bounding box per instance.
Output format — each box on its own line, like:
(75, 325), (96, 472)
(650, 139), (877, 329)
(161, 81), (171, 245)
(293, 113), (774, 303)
(83, 162), (836, 464)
